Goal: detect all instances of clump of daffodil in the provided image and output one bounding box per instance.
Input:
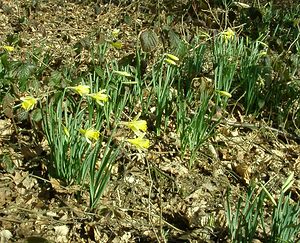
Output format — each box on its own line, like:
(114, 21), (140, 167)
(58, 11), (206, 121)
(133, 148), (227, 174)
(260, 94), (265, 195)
(20, 96), (37, 111)
(222, 28), (235, 41)
(2, 45), (14, 52)
(87, 90), (108, 106)
(127, 136), (150, 150)
(120, 119), (147, 136)
(216, 90), (232, 98)
(164, 53), (179, 66)
(80, 127), (100, 144)
(69, 85), (90, 96)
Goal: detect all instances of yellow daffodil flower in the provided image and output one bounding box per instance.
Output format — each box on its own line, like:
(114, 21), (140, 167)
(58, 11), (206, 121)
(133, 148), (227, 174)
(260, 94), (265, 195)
(222, 28), (235, 41)
(165, 53), (179, 61)
(20, 96), (37, 111)
(216, 90), (232, 98)
(69, 85), (90, 96)
(80, 128), (100, 144)
(111, 41), (123, 49)
(127, 136), (150, 150)
(112, 29), (120, 38)
(87, 90), (108, 105)
(258, 50), (267, 57)
(62, 125), (70, 138)
(164, 58), (177, 66)
(2, 45), (14, 52)
(121, 119), (147, 136)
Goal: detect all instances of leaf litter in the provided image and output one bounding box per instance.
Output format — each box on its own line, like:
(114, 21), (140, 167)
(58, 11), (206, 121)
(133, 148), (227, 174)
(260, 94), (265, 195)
(0, 0), (299, 242)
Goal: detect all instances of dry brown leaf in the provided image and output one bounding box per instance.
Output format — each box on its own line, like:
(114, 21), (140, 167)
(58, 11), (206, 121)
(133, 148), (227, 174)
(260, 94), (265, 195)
(234, 163), (252, 184)
(54, 225), (69, 243)
(22, 176), (37, 190)
(49, 178), (80, 194)
(13, 171), (27, 185)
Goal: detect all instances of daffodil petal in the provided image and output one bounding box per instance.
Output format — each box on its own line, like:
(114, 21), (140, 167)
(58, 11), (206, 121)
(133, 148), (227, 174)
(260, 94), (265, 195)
(69, 85), (90, 96)
(164, 58), (177, 66)
(121, 120), (147, 136)
(165, 53), (179, 61)
(80, 128), (100, 144)
(222, 28), (235, 40)
(111, 41), (123, 49)
(20, 96), (37, 111)
(2, 45), (14, 52)
(217, 90), (232, 98)
(63, 125), (70, 138)
(112, 29), (120, 38)
(88, 90), (108, 105)
(127, 137), (150, 149)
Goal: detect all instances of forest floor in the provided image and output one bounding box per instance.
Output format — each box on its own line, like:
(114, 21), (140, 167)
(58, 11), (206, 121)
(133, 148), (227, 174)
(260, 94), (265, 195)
(0, 1), (300, 242)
